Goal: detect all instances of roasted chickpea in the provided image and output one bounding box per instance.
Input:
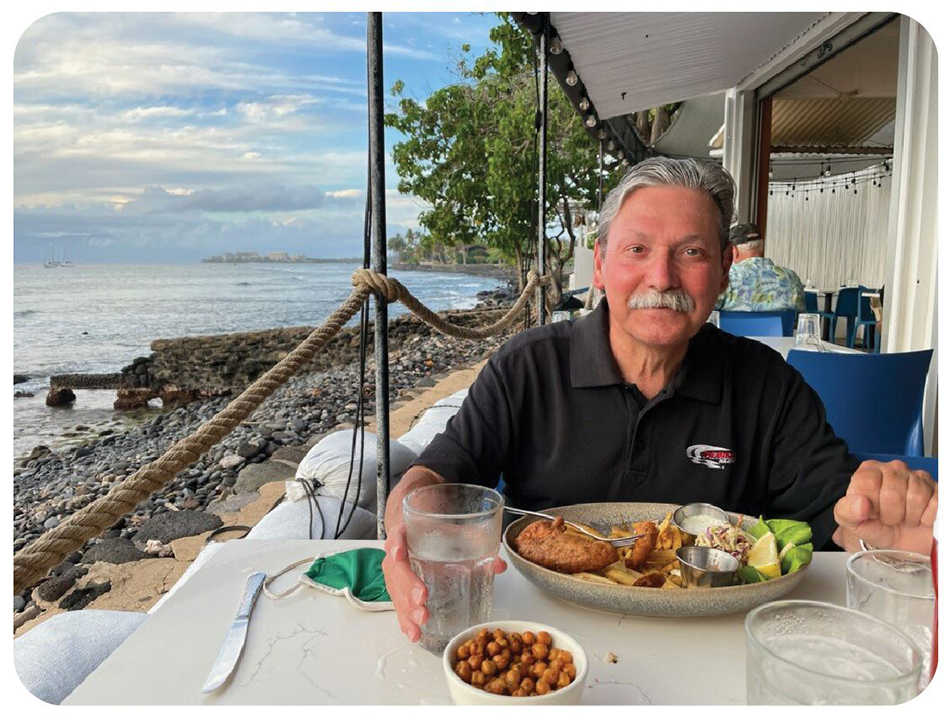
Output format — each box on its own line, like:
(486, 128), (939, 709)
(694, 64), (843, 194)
(564, 662), (577, 679)
(521, 653), (536, 667)
(520, 677), (535, 693)
(486, 677), (508, 695)
(488, 641), (502, 657)
(530, 661), (548, 679)
(481, 659), (498, 677)
(512, 688), (528, 697)
(557, 671), (572, 689)
(509, 635), (523, 653)
(560, 650), (573, 664)
(505, 668), (521, 689)
(455, 661), (473, 683)
(535, 678), (551, 695)
(467, 654), (482, 671)
(477, 627), (490, 639)
(471, 671), (487, 688)
(547, 648), (560, 662)
(531, 642), (549, 661)
(521, 631), (536, 646)
(542, 667), (559, 685)
(549, 658), (564, 672)
(475, 635), (489, 651)
(537, 631), (553, 646)
(457, 643), (471, 661)
(493, 628), (505, 640)
(493, 653), (510, 670)
(496, 636), (508, 649)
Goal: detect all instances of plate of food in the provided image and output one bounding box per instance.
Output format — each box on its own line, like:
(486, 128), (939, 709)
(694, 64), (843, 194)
(502, 502), (813, 618)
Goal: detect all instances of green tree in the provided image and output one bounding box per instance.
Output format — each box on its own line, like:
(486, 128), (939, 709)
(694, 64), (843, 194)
(385, 13), (619, 294)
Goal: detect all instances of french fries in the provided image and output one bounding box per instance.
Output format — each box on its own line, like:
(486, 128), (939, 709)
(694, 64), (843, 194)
(571, 513), (688, 589)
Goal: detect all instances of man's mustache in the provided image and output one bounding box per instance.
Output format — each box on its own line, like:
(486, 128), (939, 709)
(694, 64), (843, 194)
(627, 289), (696, 313)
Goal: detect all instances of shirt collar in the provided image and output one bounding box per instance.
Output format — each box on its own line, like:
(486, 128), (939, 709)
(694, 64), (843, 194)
(569, 299), (724, 403)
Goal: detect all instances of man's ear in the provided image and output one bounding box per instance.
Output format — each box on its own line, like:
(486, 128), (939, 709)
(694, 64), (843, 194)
(593, 241), (605, 290)
(719, 245), (734, 293)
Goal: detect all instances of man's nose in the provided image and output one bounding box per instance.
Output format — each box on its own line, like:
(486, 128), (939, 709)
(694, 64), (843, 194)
(645, 250), (678, 291)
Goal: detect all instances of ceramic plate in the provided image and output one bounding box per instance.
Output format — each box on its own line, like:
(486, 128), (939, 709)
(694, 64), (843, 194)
(503, 502), (809, 618)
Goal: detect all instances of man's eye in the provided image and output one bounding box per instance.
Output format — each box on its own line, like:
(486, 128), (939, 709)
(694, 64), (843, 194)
(684, 247), (704, 258)
(625, 245), (644, 254)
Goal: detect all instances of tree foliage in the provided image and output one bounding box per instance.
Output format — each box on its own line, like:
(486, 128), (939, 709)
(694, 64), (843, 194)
(384, 13), (620, 293)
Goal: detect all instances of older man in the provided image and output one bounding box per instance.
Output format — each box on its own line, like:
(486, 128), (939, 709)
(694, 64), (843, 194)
(382, 157), (937, 643)
(716, 223), (806, 312)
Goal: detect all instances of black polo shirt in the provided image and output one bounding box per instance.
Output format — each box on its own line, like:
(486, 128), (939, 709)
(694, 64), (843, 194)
(414, 299), (858, 549)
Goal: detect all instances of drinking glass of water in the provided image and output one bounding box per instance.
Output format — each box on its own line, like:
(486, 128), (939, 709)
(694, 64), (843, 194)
(846, 550), (935, 690)
(795, 313), (823, 350)
(745, 600), (922, 704)
(403, 483), (503, 655)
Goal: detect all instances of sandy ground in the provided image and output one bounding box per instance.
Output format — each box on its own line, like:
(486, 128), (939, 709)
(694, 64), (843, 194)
(16, 362), (485, 636)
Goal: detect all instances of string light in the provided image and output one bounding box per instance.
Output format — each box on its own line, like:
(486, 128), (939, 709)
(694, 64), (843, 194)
(578, 96), (590, 112)
(550, 34), (563, 55)
(566, 68), (578, 86)
(585, 113), (598, 128)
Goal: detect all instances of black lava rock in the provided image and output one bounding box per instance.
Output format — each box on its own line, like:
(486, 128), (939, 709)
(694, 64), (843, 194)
(36, 574), (77, 602)
(60, 581), (111, 611)
(80, 538), (152, 565)
(133, 510), (223, 544)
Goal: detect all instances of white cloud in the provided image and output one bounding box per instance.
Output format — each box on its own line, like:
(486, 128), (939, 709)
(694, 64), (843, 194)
(122, 106), (195, 122)
(326, 189), (362, 198)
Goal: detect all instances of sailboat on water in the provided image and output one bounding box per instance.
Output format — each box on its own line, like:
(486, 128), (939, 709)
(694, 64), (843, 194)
(43, 245), (75, 268)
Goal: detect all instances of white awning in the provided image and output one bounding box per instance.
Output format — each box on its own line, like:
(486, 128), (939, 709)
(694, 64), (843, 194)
(549, 12), (827, 117)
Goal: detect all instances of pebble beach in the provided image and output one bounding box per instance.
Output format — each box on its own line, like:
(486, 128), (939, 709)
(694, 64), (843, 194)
(13, 284), (519, 631)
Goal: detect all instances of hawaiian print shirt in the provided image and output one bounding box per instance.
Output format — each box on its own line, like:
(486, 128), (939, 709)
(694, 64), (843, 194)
(716, 257), (807, 312)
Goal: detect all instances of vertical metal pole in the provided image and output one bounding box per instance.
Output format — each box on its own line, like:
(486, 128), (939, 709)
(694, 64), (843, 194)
(598, 139), (604, 208)
(536, 18), (549, 326)
(368, 12), (390, 540)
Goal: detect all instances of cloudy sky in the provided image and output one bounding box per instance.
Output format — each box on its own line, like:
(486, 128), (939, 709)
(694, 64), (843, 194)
(13, 12), (499, 263)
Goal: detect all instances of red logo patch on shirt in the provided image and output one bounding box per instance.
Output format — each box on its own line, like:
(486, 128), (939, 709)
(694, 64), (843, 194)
(687, 444), (735, 470)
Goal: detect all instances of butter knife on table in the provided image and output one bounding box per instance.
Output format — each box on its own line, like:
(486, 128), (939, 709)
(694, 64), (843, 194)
(201, 571), (267, 694)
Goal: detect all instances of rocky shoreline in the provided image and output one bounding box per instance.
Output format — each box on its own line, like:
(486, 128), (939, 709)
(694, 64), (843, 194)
(13, 284), (519, 626)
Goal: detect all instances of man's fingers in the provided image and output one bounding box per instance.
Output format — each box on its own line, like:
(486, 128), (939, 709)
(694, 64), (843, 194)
(904, 471), (935, 527)
(834, 493), (871, 528)
(878, 465), (909, 526)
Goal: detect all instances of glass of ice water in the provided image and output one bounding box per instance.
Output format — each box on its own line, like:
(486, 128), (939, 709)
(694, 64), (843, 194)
(847, 550), (935, 690)
(795, 313), (823, 350)
(403, 483), (503, 655)
(745, 600), (922, 704)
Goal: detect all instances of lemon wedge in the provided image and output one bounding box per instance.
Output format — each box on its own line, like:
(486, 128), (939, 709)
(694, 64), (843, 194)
(747, 532), (781, 579)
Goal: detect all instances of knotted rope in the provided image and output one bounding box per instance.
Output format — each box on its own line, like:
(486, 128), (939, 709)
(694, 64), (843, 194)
(14, 269), (550, 593)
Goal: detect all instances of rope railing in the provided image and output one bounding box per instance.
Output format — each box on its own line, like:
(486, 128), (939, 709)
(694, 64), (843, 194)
(13, 269), (550, 593)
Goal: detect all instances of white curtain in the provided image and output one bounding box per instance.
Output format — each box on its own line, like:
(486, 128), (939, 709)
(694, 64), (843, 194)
(765, 164), (891, 290)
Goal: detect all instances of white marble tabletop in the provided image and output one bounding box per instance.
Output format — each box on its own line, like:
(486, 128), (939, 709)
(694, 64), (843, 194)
(65, 540), (850, 705)
(752, 336), (861, 359)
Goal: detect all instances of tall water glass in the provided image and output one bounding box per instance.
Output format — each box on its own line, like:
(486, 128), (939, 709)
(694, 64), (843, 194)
(795, 313), (822, 349)
(846, 550), (935, 690)
(403, 483), (503, 655)
(745, 600), (922, 704)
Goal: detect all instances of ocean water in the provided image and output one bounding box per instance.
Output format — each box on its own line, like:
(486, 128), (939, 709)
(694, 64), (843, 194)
(13, 263), (502, 460)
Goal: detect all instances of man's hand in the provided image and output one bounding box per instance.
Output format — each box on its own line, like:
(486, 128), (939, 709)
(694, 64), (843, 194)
(382, 524), (508, 642)
(833, 459), (937, 554)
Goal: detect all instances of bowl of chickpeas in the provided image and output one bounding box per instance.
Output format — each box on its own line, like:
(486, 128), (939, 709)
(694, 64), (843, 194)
(442, 620), (589, 705)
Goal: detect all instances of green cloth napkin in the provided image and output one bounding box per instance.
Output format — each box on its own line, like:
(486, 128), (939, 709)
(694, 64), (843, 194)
(304, 548), (392, 603)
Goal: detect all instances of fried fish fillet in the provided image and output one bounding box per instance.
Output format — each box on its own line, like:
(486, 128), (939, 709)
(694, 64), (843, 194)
(623, 520), (659, 570)
(514, 516), (618, 573)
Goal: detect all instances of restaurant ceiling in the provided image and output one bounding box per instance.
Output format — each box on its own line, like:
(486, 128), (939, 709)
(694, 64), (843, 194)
(548, 12), (827, 117)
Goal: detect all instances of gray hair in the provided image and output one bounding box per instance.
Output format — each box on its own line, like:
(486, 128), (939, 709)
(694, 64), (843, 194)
(597, 157), (736, 253)
(736, 239), (764, 253)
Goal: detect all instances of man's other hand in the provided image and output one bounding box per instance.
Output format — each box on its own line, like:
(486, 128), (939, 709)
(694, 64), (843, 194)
(833, 459), (937, 554)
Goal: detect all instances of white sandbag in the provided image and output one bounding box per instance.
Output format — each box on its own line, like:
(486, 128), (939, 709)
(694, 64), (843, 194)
(246, 495), (378, 541)
(398, 389), (469, 455)
(14, 610), (149, 704)
(295, 430), (417, 513)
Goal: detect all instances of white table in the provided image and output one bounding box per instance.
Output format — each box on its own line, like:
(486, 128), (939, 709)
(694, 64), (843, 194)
(751, 336), (860, 360)
(65, 540), (849, 705)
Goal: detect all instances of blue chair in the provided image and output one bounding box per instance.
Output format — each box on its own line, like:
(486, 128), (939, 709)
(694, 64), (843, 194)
(852, 292), (880, 352)
(719, 314), (784, 337)
(787, 349), (934, 455)
(804, 291), (835, 341)
(850, 453), (937, 481)
(831, 286), (864, 346)
(720, 309), (797, 336)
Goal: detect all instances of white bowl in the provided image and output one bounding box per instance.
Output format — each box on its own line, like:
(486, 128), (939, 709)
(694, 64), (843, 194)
(442, 619), (589, 705)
